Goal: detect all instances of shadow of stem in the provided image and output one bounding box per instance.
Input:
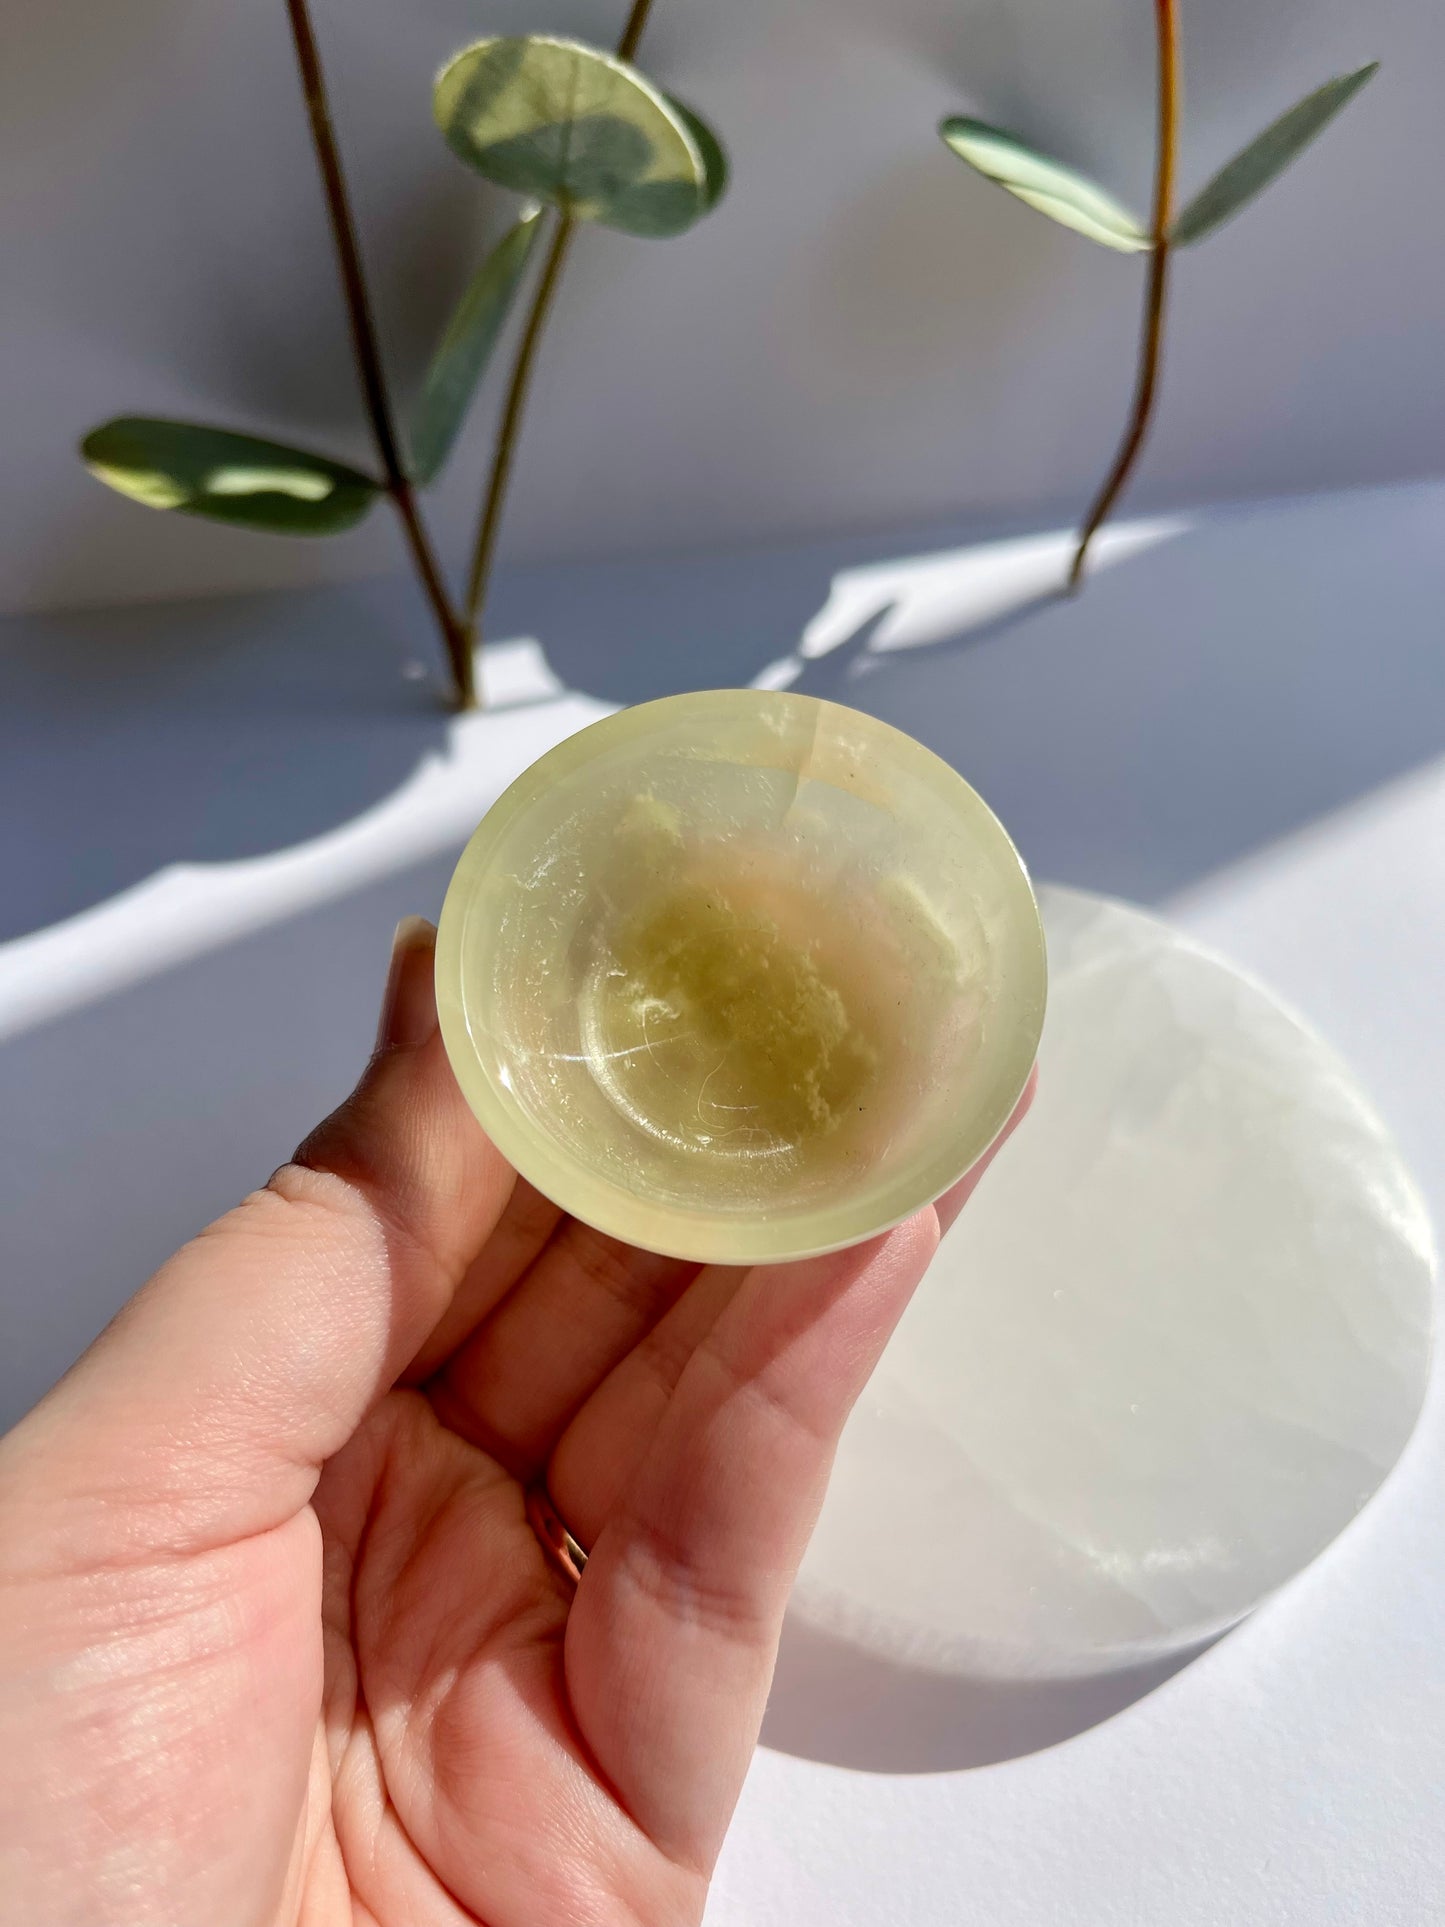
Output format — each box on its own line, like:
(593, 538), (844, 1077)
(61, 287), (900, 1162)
(790, 588), (1067, 702)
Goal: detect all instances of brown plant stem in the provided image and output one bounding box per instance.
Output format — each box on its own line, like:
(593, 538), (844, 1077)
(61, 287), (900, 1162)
(462, 0), (659, 644)
(463, 214), (577, 627)
(616, 0), (657, 63)
(284, 0), (474, 707)
(1068, 0), (1180, 593)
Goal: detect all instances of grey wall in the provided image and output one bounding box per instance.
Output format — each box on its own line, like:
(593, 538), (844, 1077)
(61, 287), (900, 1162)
(3, 0), (1442, 617)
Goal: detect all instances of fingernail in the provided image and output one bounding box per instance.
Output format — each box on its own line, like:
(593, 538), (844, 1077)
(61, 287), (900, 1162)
(377, 916), (438, 1052)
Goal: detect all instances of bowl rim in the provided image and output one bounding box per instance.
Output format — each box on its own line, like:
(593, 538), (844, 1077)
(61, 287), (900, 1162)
(435, 688), (1046, 1263)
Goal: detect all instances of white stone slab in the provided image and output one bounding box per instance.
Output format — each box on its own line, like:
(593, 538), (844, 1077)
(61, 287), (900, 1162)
(795, 885), (1436, 1680)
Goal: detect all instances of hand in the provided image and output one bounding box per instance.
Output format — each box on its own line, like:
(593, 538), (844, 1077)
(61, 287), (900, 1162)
(0, 918), (1031, 1927)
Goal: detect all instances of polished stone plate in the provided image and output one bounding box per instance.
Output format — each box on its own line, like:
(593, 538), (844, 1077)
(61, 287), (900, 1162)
(795, 886), (1435, 1680)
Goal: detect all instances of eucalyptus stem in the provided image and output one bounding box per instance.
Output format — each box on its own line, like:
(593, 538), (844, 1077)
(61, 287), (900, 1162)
(284, 0), (474, 707)
(1068, 0), (1180, 593)
(616, 0), (657, 63)
(462, 0), (659, 650)
(463, 214), (577, 627)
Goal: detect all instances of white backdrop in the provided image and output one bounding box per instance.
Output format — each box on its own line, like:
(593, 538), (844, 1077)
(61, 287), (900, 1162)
(3, 0), (1442, 616)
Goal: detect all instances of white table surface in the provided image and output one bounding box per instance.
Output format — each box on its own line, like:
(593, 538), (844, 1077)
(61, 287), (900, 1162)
(2, 482), (1443, 1923)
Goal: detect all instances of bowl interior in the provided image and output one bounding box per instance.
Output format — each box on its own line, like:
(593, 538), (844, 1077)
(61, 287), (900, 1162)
(436, 690), (1045, 1262)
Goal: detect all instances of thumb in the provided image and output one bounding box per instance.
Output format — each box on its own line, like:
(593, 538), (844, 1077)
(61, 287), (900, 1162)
(2, 919), (514, 1563)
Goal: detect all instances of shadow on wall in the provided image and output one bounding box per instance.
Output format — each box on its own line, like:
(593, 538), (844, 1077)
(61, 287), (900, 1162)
(833, 485), (1445, 903)
(486, 541), (841, 706)
(0, 581), (449, 941)
(762, 1611), (1219, 1773)
(3, 481), (1444, 972)
(0, 537), (854, 946)
(505, 482), (1445, 899)
(0, 516), (1096, 949)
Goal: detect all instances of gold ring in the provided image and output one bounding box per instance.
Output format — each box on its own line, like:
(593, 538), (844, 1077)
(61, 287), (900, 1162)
(526, 1480), (589, 1585)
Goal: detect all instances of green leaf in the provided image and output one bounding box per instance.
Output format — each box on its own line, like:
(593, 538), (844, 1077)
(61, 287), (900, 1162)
(410, 208), (544, 485)
(1170, 62), (1379, 247)
(434, 35), (707, 238)
(939, 115), (1148, 253)
(663, 95), (729, 211)
(80, 419), (378, 534)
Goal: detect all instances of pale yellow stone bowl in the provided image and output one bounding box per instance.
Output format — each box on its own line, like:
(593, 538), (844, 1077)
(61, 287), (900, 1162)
(436, 690), (1045, 1263)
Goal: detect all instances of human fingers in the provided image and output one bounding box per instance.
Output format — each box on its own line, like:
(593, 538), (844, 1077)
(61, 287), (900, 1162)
(2, 919), (515, 1561)
(430, 1223), (701, 1477)
(546, 1261), (746, 1545)
(549, 1066), (1036, 1550)
(563, 1212), (941, 1872)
